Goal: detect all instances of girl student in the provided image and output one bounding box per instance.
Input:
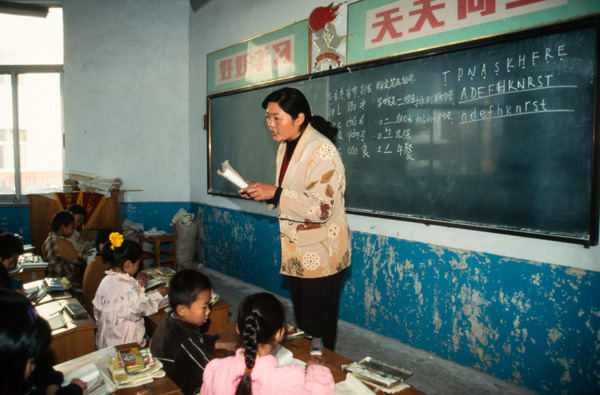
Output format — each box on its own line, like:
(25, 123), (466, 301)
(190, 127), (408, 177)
(0, 288), (86, 395)
(200, 292), (335, 395)
(92, 232), (167, 349)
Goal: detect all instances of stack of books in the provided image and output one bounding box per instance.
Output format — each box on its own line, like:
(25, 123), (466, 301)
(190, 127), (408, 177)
(108, 347), (165, 388)
(64, 170), (123, 193)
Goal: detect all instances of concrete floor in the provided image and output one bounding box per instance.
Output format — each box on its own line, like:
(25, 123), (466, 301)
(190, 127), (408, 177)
(199, 266), (536, 395)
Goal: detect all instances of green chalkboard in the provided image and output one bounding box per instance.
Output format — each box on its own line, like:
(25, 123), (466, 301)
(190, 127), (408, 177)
(208, 21), (600, 245)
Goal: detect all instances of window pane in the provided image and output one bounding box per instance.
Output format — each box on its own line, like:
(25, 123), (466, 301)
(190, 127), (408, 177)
(0, 8), (63, 65)
(0, 75), (15, 195)
(18, 73), (62, 194)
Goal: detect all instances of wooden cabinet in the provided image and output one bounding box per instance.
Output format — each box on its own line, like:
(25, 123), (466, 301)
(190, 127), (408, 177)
(28, 192), (122, 255)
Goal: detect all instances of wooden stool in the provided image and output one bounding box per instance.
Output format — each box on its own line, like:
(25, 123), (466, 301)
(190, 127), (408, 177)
(138, 234), (177, 270)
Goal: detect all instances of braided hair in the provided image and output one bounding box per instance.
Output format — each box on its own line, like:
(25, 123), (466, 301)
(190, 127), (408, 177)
(262, 87), (338, 143)
(235, 293), (286, 395)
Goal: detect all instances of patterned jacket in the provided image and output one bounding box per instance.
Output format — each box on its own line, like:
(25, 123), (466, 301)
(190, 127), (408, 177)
(42, 232), (88, 293)
(270, 125), (351, 279)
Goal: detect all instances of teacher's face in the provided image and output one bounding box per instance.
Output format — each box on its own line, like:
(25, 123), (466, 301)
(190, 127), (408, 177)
(265, 102), (304, 142)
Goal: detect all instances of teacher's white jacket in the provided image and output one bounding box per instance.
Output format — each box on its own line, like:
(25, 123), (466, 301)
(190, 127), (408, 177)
(269, 124), (351, 279)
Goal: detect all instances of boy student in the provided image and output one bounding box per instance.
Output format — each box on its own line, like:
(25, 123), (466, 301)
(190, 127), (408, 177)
(67, 204), (94, 253)
(0, 233), (24, 290)
(150, 269), (237, 395)
(42, 211), (90, 297)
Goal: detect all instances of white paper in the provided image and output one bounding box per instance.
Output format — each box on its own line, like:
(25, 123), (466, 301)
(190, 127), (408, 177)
(217, 160), (248, 189)
(335, 373), (376, 395)
(272, 345), (307, 368)
(63, 362), (101, 394)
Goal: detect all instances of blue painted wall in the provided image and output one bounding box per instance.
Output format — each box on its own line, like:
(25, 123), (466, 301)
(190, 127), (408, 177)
(123, 202), (192, 232)
(194, 203), (600, 395)
(0, 205), (31, 244)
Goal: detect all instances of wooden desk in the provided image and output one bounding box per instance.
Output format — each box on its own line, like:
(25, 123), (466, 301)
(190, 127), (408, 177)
(209, 322), (426, 395)
(11, 266), (46, 283)
(54, 344), (183, 395)
(145, 297), (231, 337)
(35, 298), (97, 365)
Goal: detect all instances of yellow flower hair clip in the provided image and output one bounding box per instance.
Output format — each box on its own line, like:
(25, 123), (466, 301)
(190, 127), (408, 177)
(109, 232), (124, 250)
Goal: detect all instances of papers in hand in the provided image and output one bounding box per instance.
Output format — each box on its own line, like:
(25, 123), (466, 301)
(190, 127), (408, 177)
(217, 160), (248, 189)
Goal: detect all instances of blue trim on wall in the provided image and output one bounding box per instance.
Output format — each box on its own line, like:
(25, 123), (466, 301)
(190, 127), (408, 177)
(195, 203), (600, 395)
(0, 205), (31, 244)
(123, 202), (192, 232)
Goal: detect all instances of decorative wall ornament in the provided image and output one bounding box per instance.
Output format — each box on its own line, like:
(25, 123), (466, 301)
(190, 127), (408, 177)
(310, 3), (347, 72)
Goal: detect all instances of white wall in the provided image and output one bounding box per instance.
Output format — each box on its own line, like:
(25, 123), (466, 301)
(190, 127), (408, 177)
(63, 0), (191, 203)
(189, 0), (600, 272)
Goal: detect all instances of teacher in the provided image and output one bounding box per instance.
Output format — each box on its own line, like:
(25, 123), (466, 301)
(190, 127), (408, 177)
(240, 87), (351, 351)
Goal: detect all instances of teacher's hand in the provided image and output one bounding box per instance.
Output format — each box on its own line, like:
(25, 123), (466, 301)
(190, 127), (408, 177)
(239, 182), (277, 201)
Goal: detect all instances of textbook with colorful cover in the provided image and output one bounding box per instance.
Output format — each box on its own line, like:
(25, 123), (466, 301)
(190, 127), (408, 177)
(44, 277), (72, 291)
(118, 347), (146, 374)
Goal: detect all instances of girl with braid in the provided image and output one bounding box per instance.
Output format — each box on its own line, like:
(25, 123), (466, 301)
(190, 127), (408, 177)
(200, 292), (334, 395)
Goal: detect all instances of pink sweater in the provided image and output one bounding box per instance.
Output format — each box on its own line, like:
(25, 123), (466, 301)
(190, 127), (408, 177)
(200, 349), (335, 395)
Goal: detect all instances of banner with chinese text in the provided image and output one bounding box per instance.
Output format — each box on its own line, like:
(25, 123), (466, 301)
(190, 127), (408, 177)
(207, 21), (310, 94)
(348, 0), (600, 64)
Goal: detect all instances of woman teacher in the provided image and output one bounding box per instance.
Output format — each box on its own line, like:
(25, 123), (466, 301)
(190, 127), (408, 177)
(240, 87), (351, 350)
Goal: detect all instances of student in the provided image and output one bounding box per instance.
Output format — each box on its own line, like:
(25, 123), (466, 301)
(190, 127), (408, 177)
(42, 211), (89, 298)
(93, 232), (167, 349)
(200, 292), (335, 395)
(0, 233), (24, 290)
(66, 205), (94, 253)
(81, 229), (113, 316)
(0, 288), (86, 395)
(150, 269), (237, 395)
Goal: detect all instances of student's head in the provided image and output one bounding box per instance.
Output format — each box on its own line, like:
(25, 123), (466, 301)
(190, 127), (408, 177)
(168, 269), (212, 326)
(51, 211), (75, 237)
(95, 229), (114, 254)
(101, 232), (143, 276)
(0, 234), (24, 271)
(0, 289), (52, 395)
(236, 293), (286, 394)
(67, 204), (86, 229)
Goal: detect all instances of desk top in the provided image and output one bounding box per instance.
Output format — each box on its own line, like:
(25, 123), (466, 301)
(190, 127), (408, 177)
(54, 344), (183, 395)
(208, 322), (426, 395)
(35, 298), (96, 336)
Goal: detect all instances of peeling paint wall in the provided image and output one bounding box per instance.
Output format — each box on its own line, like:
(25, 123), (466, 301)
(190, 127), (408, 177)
(196, 203), (600, 394)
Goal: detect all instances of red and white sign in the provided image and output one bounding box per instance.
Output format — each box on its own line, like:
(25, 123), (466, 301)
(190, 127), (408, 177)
(365, 0), (567, 49)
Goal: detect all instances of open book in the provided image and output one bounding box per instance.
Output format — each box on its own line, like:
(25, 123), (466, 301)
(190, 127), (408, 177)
(217, 160), (248, 189)
(62, 362), (103, 395)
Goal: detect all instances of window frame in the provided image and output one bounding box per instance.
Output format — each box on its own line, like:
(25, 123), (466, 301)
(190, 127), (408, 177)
(0, 65), (63, 204)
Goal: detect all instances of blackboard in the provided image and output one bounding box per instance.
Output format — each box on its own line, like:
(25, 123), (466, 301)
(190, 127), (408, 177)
(208, 22), (600, 245)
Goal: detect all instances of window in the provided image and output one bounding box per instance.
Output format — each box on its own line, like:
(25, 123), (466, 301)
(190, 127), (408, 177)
(0, 7), (63, 201)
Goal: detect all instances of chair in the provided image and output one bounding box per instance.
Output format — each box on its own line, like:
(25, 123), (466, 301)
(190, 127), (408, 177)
(138, 234), (177, 270)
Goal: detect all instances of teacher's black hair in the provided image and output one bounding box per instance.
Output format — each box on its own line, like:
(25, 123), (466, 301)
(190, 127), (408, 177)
(262, 87), (337, 143)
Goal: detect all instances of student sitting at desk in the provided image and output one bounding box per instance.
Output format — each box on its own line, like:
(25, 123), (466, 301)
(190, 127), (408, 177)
(42, 211), (90, 298)
(66, 205), (94, 253)
(93, 233), (167, 349)
(0, 233), (24, 290)
(150, 269), (238, 395)
(82, 229), (113, 316)
(200, 292), (335, 395)
(0, 288), (87, 395)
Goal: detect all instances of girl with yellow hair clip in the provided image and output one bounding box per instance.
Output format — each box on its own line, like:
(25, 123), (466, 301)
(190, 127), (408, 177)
(93, 233), (168, 349)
